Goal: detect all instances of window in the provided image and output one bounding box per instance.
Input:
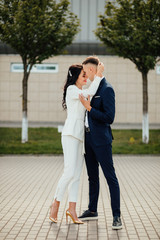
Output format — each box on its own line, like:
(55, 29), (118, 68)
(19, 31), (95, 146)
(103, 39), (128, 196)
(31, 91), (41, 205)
(11, 63), (58, 73)
(156, 65), (160, 75)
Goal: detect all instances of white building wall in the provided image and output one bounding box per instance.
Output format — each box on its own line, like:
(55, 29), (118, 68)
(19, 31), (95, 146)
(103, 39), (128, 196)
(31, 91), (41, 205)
(71, 0), (106, 43)
(0, 54), (160, 124)
(0, 1), (159, 125)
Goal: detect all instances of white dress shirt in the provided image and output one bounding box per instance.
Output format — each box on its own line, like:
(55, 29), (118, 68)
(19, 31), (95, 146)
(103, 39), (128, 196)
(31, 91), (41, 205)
(84, 76), (103, 128)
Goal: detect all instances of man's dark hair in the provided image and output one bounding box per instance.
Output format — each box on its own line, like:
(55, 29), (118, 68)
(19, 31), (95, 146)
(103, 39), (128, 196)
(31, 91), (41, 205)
(82, 56), (99, 65)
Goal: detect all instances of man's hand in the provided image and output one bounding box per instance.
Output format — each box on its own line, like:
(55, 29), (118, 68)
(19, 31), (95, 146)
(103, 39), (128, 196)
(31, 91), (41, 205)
(79, 94), (92, 112)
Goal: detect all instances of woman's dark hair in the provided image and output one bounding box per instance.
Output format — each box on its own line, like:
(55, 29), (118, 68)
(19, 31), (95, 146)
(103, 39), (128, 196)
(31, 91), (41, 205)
(62, 64), (83, 110)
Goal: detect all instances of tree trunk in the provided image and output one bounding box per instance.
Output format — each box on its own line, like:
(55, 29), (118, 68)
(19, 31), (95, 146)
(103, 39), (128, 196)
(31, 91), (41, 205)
(21, 64), (29, 143)
(22, 110), (28, 143)
(142, 72), (149, 144)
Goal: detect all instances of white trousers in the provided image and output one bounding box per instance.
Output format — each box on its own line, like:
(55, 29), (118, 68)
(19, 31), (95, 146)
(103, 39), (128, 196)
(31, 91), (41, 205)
(54, 135), (84, 202)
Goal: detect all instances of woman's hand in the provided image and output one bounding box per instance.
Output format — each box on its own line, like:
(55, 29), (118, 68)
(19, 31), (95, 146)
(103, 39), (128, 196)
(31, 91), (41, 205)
(79, 94), (92, 112)
(96, 62), (104, 77)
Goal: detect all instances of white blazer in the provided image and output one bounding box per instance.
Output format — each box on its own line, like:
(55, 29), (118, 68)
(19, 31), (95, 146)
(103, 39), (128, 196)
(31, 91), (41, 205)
(62, 76), (102, 141)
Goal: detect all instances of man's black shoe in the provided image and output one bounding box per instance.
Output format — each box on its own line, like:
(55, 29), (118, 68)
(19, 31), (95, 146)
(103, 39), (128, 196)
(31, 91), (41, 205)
(78, 210), (98, 220)
(112, 216), (122, 230)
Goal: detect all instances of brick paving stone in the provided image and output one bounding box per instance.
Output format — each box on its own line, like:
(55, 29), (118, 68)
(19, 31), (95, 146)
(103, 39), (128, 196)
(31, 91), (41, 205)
(139, 238), (150, 240)
(0, 155), (160, 240)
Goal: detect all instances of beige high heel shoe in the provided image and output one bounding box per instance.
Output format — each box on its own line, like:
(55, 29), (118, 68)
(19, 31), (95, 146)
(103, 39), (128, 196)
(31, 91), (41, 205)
(49, 205), (58, 223)
(66, 209), (84, 224)
(49, 216), (57, 223)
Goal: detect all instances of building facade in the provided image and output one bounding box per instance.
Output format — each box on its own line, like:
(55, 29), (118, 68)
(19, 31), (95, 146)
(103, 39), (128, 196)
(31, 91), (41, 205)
(0, 0), (160, 125)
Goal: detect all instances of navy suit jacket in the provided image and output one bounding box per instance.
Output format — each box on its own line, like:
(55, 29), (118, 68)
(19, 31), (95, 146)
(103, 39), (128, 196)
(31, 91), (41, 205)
(88, 77), (115, 146)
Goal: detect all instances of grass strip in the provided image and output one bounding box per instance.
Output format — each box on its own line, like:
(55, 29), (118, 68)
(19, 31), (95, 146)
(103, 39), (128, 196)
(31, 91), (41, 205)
(0, 128), (160, 155)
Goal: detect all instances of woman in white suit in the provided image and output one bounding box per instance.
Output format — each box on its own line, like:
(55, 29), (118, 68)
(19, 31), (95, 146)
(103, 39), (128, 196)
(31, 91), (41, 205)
(49, 62), (103, 224)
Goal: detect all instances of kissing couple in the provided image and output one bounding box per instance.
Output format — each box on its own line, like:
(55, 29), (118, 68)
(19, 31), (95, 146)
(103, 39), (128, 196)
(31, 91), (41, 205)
(49, 56), (122, 230)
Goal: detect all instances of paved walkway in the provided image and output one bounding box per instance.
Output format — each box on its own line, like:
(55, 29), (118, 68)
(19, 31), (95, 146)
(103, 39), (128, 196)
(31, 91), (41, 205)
(0, 155), (160, 240)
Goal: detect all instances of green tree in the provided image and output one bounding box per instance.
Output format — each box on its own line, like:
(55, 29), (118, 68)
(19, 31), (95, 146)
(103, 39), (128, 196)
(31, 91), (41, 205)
(0, 0), (80, 143)
(95, 0), (160, 144)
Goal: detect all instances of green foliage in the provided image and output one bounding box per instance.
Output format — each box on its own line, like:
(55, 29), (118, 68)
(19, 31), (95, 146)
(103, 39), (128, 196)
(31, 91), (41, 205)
(0, 0), (80, 65)
(0, 128), (160, 154)
(95, 0), (160, 74)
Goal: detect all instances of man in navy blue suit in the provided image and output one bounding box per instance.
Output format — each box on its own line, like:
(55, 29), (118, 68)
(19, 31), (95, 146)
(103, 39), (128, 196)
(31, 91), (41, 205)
(79, 56), (122, 230)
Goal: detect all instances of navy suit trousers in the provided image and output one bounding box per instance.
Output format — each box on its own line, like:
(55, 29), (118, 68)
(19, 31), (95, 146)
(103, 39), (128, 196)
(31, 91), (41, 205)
(85, 131), (120, 217)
